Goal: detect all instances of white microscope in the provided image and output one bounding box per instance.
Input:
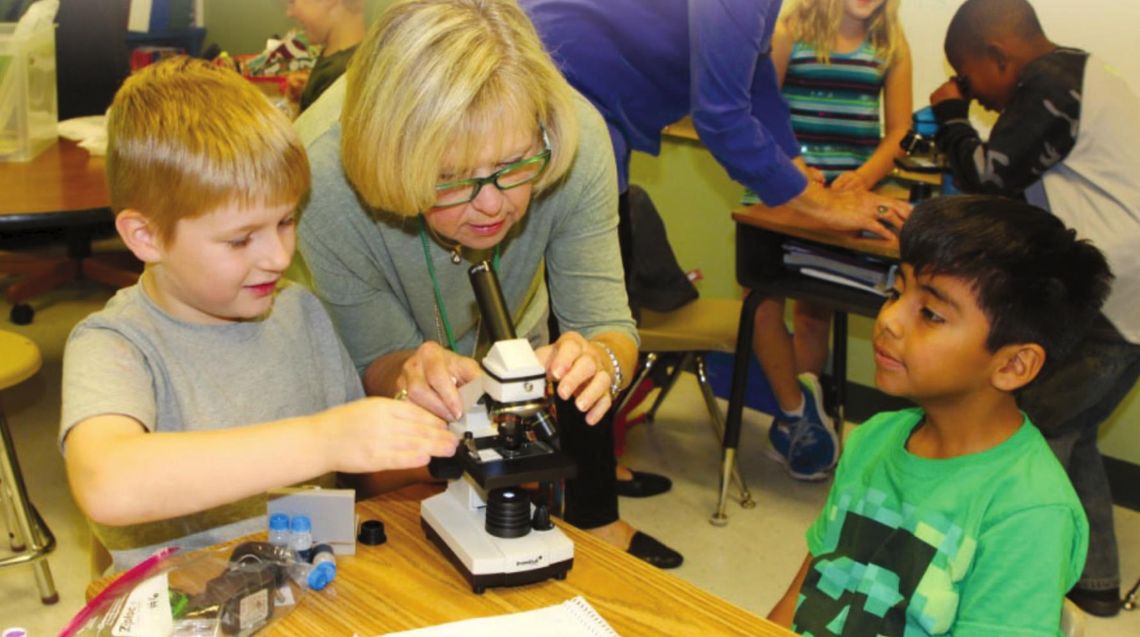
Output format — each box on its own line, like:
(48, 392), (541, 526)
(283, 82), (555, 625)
(420, 262), (576, 594)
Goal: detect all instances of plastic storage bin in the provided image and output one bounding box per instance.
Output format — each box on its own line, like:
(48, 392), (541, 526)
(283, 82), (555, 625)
(0, 22), (58, 162)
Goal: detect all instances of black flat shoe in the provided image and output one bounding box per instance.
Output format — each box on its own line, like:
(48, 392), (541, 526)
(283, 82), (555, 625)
(627, 531), (683, 569)
(615, 470), (672, 498)
(1067, 586), (1121, 617)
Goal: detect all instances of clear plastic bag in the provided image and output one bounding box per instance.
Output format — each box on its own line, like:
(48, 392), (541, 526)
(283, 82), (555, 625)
(61, 541), (329, 637)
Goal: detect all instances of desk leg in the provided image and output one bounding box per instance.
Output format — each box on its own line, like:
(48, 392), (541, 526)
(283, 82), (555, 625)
(712, 289), (764, 526)
(832, 311), (848, 437)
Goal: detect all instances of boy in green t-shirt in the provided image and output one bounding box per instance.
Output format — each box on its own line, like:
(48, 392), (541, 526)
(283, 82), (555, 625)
(770, 196), (1111, 636)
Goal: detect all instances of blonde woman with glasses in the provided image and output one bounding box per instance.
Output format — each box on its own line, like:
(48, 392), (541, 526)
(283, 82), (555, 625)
(295, 0), (682, 568)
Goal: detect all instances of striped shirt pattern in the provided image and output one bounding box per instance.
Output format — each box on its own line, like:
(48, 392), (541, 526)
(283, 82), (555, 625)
(784, 39), (887, 182)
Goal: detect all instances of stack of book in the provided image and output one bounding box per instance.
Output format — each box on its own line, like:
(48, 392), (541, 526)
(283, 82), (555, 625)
(782, 240), (897, 297)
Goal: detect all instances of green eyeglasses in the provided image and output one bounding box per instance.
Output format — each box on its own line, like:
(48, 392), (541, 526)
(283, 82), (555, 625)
(432, 129), (552, 208)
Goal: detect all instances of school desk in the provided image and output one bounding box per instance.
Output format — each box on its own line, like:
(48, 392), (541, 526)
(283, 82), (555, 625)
(0, 138), (139, 324)
(88, 483), (797, 636)
(713, 205), (900, 524)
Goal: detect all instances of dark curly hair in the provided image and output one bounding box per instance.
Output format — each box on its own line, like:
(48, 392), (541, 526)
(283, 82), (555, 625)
(900, 195), (1112, 375)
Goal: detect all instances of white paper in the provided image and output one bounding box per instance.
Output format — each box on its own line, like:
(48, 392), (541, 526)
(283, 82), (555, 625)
(381, 596), (619, 637)
(111, 572), (173, 637)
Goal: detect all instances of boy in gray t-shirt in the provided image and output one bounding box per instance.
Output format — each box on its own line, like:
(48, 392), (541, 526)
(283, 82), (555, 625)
(60, 57), (457, 571)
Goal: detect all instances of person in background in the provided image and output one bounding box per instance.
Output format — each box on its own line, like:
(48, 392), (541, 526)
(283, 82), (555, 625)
(519, 0), (909, 492)
(930, 0), (1140, 617)
(60, 58), (457, 571)
(771, 195), (1108, 635)
(750, 0), (912, 481)
(295, 0), (683, 568)
(286, 0), (366, 112)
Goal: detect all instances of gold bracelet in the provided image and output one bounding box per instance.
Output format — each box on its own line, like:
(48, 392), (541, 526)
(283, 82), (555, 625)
(591, 341), (623, 399)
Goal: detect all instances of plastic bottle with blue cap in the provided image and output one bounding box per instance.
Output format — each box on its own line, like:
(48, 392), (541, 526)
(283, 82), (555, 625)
(268, 512), (290, 547)
(289, 514), (314, 562)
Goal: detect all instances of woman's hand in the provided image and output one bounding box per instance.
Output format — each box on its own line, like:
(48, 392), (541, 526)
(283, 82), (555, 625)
(397, 341), (482, 421)
(535, 331), (615, 425)
(318, 398), (457, 473)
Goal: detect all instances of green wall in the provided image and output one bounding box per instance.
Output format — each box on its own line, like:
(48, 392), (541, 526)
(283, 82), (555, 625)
(629, 139), (1140, 466)
(202, 0), (395, 55)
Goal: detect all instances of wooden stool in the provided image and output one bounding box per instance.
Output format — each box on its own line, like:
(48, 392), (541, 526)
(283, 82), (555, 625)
(0, 331), (58, 604)
(617, 298), (756, 525)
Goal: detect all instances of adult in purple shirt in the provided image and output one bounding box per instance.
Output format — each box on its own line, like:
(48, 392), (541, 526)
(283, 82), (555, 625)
(522, 0), (906, 230)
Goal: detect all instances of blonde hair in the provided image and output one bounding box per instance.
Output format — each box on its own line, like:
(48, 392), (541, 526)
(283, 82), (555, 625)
(784, 0), (904, 65)
(106, 57), (310, 244)
(341, 0), (579, 216)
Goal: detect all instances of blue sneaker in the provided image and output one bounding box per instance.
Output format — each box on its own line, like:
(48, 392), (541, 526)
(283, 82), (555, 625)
(786, 374), (838, 481)
(766, 412), (795, 464)
(766, 374), (828, 465)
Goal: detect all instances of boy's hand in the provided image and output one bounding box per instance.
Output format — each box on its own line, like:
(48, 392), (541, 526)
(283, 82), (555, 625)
(320, 398), (457, 473)
(930, 78), (965, 105)
(398, 341), (482, 421)
(535, 331), (613, 425)
(830, 171), (870, 192)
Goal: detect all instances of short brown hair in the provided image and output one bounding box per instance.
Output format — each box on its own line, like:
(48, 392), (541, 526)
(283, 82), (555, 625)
(106, 57), (310, 243)
(341, 0), (579, 216)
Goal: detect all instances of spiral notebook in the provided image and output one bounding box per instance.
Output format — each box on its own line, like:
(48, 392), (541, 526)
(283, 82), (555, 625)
(380, 596), (619, 636)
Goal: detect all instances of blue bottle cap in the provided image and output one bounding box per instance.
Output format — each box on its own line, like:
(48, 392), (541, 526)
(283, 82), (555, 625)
(268, 513), (289, 531)
(307, 562), (336, 591)
(290, 515), (312, 532)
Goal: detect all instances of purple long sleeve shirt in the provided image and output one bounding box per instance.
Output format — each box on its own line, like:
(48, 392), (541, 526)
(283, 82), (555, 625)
(521, 0), (807, 205)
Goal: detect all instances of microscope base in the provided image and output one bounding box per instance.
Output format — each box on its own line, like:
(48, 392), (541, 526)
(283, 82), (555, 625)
(421, 485), (574, 594)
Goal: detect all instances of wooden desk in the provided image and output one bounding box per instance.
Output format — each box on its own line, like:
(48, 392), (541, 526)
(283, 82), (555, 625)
(712, 205), (899, 523)
(0, 138), (138, 324)
(89, 484), (795, 636)
(1, 138), (110, 224)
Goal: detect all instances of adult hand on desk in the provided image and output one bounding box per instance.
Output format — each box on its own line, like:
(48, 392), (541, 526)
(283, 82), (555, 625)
(792, 182), (911, 245)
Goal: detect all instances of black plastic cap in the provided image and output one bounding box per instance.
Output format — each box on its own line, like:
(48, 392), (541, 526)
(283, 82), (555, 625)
(358, 519), (387, 546)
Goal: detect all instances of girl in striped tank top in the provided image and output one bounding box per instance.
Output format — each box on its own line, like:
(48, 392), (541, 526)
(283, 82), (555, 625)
(747, 0), (912, 197)
(747, 0), (912, 481)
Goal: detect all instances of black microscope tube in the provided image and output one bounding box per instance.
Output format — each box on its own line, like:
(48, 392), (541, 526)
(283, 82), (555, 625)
(468, 261), (516, 342)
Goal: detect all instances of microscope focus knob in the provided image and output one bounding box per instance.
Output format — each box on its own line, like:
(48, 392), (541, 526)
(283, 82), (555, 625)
(531, 502), (554, 531)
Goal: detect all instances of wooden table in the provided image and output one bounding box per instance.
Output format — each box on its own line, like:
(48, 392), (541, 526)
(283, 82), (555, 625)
(1, 138), (110, 224)
(90, 484), (795, 636)
(0, 138), (138, 324)
(712, 205), (900, 523)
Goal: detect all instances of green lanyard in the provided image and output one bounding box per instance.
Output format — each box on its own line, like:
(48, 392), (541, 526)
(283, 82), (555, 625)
(418, 215), (500, 352)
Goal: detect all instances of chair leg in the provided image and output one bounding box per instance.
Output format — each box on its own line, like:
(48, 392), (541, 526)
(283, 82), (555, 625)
(1, 476), (26, 551)
(613, 352), (659, 417)
(1124, 575), (1140, 611)
(645, 352), (691, 423)
(0, 406), (59, 604)
(694, 354), (755, 510)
